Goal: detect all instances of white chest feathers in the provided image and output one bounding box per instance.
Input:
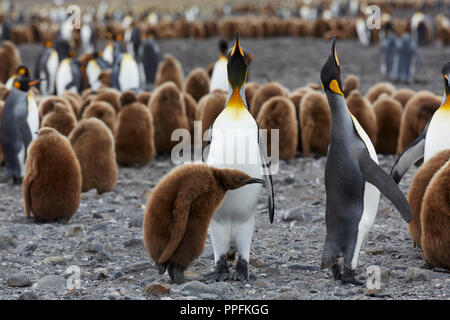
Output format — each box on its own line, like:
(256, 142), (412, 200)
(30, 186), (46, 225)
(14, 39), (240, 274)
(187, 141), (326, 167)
(424, 105), (450, 162)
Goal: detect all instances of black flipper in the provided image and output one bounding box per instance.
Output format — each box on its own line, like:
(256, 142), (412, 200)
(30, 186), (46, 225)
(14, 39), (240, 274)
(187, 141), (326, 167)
(202, 124), (213, 162)
(358, 150), (412, 223)
(390, 122), (428, 184)
(258, 128), (275, 224)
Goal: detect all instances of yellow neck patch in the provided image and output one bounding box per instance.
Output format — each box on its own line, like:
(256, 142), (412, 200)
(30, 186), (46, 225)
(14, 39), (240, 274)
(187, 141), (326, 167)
(441, 94), (450, 110)
(224, 89), (246, 119)
(329, 79), (343, 96)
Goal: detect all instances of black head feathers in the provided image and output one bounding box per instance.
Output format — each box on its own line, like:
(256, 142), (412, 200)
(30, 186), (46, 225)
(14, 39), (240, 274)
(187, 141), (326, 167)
(227, 33), (247, 90)
(320, 36), (344, 96)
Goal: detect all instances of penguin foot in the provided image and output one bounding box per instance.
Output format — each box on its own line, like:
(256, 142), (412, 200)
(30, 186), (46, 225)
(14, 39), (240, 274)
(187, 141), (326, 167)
(331, 263), (341, 280)
(168, 264), (185, 284)
(231, 258), (254, 281)
(341, 267), (364, 286)
(204, 255), (231, 282)
(12, 176), (23, 185)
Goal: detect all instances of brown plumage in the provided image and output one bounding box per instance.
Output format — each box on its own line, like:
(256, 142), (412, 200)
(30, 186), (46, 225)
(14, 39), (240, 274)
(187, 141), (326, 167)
(365, 82), (396, 103)
(148, 82), (189, 154)
(299, 91), (330, 157)
(137, 91), (152, 106)
(421, 158), (450, 270)
(98, 69), (112, 88)
(116, 91), (155, 166)
(397, 91), (441, 154)
(244, 82), (260, 110)
(289, 88), (313, 151)
(61, 91), (83, 119)
(143, 163), (264, 283)
(92, 88), (121, 113)
(183, 93), (199, 144)
(41, 103), (77, 137)
(69, 118), (118, 194)
(22, 127), (81, 222)
(198, 91), (227, 147)
(256, 96), (298, 160)
(408, 149), (450, 248)
(250, 82), (286, 118)
(82, 101), (116, 135)
(38, 96), (74, 120)
(0, 41), (21, 83)
(391, 88), (415, 108)
(184, 68), (210, 102)
(346, 91), (378, 145)
(373, 94), (403, 154)
(342, 74), (360, 97)
(154, 53), (185, 90)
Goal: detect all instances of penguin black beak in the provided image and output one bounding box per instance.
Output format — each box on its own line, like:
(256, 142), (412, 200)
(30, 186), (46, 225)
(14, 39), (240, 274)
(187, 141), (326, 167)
(227, 32), (247, 90)
(244, 178), (265, 185)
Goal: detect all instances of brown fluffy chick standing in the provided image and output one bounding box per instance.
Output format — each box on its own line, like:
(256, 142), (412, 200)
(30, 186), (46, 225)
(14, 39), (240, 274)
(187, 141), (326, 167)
(22, 128), (81, 222)
(143, 163), (265, 284)
(41, 102), (77, 137)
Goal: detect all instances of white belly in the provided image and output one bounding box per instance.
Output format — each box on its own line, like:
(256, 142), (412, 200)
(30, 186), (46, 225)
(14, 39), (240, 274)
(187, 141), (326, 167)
(424, 108), (450, 162)
(209, 60), (228, 93)
(55, 59), (74, 95)
(119, 54), (140, 91)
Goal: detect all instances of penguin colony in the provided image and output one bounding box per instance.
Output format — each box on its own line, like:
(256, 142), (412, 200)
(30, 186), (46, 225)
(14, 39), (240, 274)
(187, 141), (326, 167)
(0, 8), (449, 294)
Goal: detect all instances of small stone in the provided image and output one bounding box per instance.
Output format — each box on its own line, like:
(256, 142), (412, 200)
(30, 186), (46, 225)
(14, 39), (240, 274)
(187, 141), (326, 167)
(364, 287), (382, 296)
(92, 268), (109, 280)
(41, 256), (66, 265)
(123, 238), (143, 248)
(81, 242), (105, 254)
(65, 226), (83, 237)
(128, 217), (143, 228)
(281, 207), (313, 222)
(249, 257), (265, 268)
(287, 264), (318, 271)
(143, 281), (171, 295)
(18, 291), (39, 300)
(405, 267), (430, 282)
(283, 176), (295, 185)
(22, 243), (37, 253)
(272, 290), (301, 300)
(114, 271), (124, 279)
(365, 247), (384, 255)
(108, 291), (121, 300)
(121, 262), (153, 273)
(7, 273), (32, 287)
(0, 233), (17, 250)
(199, 293), (219, 299)
(34, 275), (66, 290)
(92, 213), (103, 219)
(174, 281), (228, 295)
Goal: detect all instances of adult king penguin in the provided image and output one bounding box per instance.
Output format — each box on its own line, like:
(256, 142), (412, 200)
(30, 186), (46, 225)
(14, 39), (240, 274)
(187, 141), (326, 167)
(320, 37), (412, 285)
(5, 65), (30, 89)
(390, 62), (450, 183)
(209, 39), (228, 93)
(0, 76), (40, 183)
(111, 52), (140, 92)
(34, 40), (59, 96)
(205, 34), (274, 281)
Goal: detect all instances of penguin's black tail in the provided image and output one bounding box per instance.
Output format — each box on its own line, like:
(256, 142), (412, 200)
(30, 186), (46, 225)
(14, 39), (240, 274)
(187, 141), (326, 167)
(320, 241), (340, 270)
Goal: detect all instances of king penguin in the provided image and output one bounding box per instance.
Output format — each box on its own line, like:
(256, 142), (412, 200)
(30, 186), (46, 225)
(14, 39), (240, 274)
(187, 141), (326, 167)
(204, 34), (274, 281)
(86, 52), (109, 91)
(111, 51), (140, 92)
(138, 32), (161, 90)
(391, 61), (450, 183)
(209, 39), (229, 93)
(320, 37), (412, 285)
(55, 43), (83, 95)
(5, 65), (30, 89)
(34, 40), (59, 96)
(0, 76), (40, 184)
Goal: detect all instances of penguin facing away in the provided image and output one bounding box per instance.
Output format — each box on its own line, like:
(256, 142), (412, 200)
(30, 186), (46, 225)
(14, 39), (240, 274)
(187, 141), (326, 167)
(390, 62), (450, 183)
(204, 34), (274, 281)
(143, 163), (265, 284)
(320, 37), (412, 285)
(0, 77), (40, 184)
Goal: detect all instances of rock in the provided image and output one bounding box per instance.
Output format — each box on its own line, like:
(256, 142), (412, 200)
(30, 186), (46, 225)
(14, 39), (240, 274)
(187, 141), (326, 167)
(200, 245), (214, 259)
(174, 281), (228, 295)
(365, 247), (384, 255)
(281, 207), (313, 222)
(92, 268), (109, 280)
(143, 281), (171, 295)
(121, 262), (153, 273)
(364, 287), (382, 296)
(199, 293), (219, 299)
(18, 291), (39, 300)
(108, 291), (121, 300)
(22, 243), (37, 253)
(405, 267), (431, 282)
(81, 242), (105, 254)
(65, 225), (83, 237)
(283, 176), (295, 185)
(272, 290), (301, 300)
(287, 264), (319, 271)
(128, 217), (143, 228)
(123, 238), (143, 248)
(7, 273), (32, 287)
(34, 275), (66, 291)
(41, 256), (67, 265)
(0, 233), (17, 250)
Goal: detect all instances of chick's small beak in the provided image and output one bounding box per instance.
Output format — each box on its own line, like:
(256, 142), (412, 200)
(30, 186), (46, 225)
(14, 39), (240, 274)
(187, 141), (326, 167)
(245, 178), (265, 185)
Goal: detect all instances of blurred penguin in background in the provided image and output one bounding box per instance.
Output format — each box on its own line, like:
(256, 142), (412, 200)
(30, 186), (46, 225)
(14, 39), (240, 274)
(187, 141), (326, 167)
(103, 32), (124, 66)
(80, 15), (96, 54)
(139, 31), (161, 91)
(124, 19), (141, 60)
(55, 39), (83, 95)
(392, 33), (417, 84)
(380, 22), (397, 79)
(209, 39), (228, 93)
(86, 52), (109, 91)
(34, 40), (59, 96)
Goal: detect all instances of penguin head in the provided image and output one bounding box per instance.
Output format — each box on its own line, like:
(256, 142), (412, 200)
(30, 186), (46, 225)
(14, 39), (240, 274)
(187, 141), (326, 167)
(219, 38), (228, 56)
(13, 76), (40, 92)
(213, 168), (265, 191)
(15, 65), (30, 78)
(227, 33), (248, 90)
(320, 36), (344, 97)
(441, 62), (450, 94)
